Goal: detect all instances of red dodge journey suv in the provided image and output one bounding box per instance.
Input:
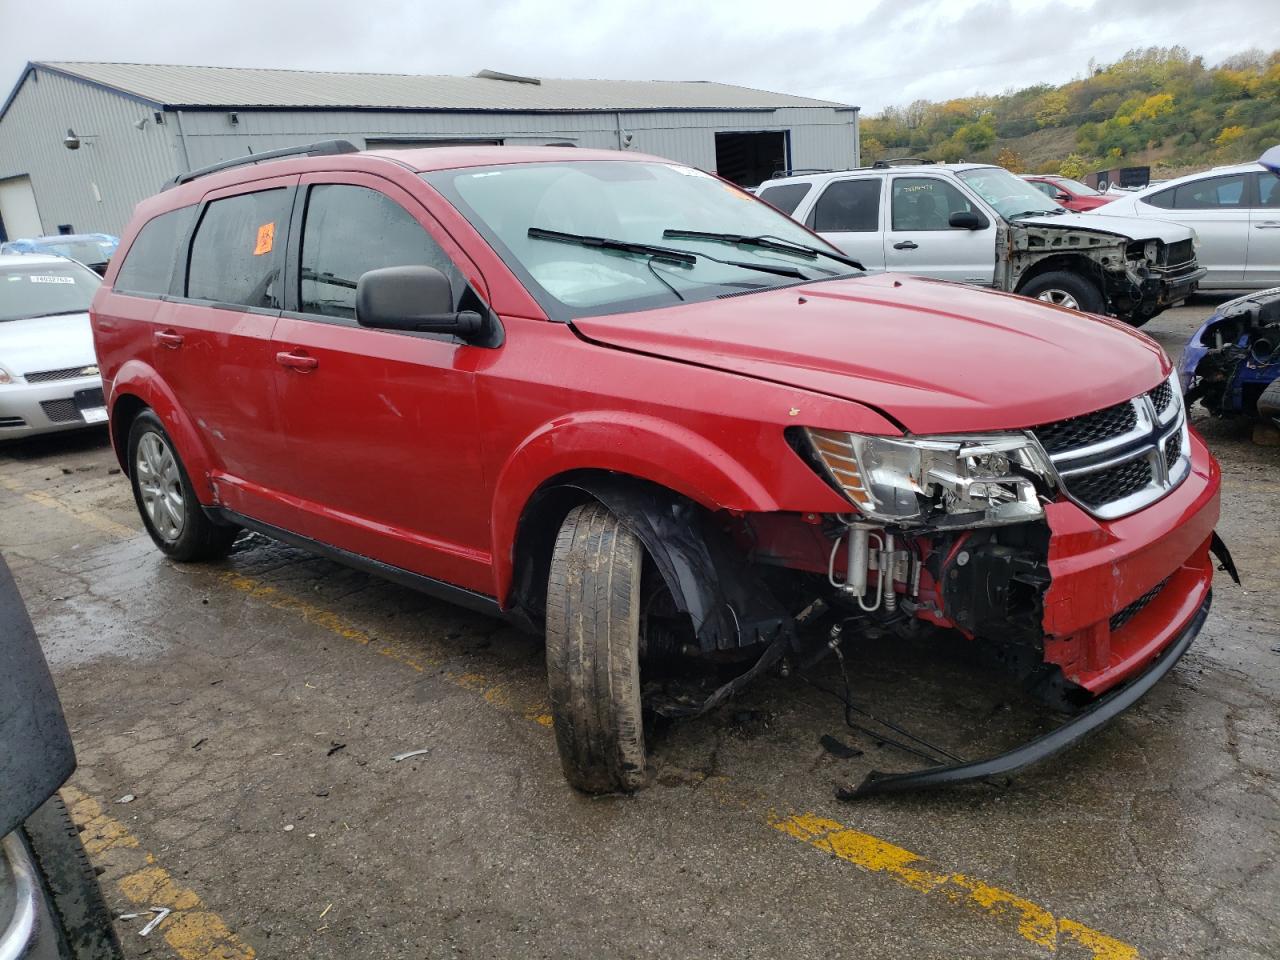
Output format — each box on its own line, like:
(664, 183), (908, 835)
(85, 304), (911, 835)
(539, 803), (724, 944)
(92, 142), (1228, 796)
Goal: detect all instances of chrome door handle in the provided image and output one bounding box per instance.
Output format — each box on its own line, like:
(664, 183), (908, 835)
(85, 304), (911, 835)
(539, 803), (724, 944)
(893, 240), (919, 250)
(275, 350), (318, 372)
(1253, 223), (1280, 229)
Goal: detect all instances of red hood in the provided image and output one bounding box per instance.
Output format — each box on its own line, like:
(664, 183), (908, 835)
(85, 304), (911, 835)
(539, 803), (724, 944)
(571, 274), (1169, 434)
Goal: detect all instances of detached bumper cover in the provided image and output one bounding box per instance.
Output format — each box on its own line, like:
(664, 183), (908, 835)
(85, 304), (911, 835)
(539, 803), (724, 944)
(843, 590), (1210, 799)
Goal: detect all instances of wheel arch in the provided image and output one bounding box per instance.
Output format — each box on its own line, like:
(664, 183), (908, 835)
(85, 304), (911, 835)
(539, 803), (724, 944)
(107, 360), (216, 501)
(1013, 254), (1106, 294)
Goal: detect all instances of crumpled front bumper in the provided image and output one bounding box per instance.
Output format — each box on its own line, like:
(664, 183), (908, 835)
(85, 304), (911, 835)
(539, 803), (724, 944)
(1040, 427), (1220, 694)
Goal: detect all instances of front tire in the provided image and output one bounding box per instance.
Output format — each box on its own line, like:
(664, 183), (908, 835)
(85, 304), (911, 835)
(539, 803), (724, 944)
(20, 795), (124, 960)
(127, 410), (238, 561)
(545, 502), (648, 793)
(1018, 270), (1105, 314)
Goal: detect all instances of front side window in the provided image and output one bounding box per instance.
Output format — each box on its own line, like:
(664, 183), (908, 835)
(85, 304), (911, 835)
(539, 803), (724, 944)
(114, 207), (195, 297)
(186, 189), (290, 308)
(812, 179), (880, 232)
(1253, 173), (1280, 208)
(299, 184), (462, 320)
(423, 160), (856, 320)
(0, 260), (101, 323)
(891, 177), (981, 231)
(1028, 180), (1060, 199)
(757, 182), (812, 216)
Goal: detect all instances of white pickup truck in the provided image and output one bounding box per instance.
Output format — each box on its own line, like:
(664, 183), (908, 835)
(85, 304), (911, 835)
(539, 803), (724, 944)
(756, 160), (1205, 326)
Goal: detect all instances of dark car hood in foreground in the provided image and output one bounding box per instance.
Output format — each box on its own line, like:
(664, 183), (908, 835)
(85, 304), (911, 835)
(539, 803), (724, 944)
(571, 273), (1169, 434)
(0, 556), (74, 837)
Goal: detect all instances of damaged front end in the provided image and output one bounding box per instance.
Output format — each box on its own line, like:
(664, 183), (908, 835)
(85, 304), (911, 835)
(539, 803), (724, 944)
(1003, 219), (1204, 323)
(1180, 287), (1280, 426)
(578, 371), (1226, 796)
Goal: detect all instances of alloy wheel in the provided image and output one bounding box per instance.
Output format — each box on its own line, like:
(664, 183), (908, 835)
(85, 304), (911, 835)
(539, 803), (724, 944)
(1036, 289), (1080, 310)
(135, 431), (185, 542)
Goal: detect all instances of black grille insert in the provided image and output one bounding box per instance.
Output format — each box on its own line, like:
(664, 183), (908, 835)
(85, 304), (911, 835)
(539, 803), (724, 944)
(1163, 239), (1194, 266)
(1110, 577), (1171, 632)
(1069, 458), (1153, 508)
(1034, 400), (1137, 455)
(24, 365), (94, 384)
(1148, 380), (1173, 415)
(1164, 431), (1182, 472)
(39, 398), (81, 423)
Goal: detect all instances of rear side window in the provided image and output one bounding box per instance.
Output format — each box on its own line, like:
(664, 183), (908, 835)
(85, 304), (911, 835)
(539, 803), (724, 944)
(1148, 174), (1248, 210)
(891, 177), (976, 231)
(757, 183), (812, 216)
(113, 206), (195, 297)
(298, 184), (462, 321)
(812, 179), (881, 232)
(187, 189), (290, 308)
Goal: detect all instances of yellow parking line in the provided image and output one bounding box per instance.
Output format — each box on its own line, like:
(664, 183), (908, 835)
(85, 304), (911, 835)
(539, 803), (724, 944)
(63, 785), (255, 960)
(11, 482), (1140, 957)
(771, 812), (1138, 959)
(0, 474), (138, 540)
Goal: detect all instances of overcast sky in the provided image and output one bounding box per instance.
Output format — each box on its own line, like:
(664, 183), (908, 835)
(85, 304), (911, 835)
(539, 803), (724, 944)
(3, 0), (1279, 114)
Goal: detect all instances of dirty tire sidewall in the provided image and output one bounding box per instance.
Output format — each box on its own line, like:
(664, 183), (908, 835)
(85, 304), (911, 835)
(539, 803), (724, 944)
(1018, 270), (1105, 315)
(127, 409), (237, 562)
(545, 501), (647, 793)
(20, 794), (125, 960)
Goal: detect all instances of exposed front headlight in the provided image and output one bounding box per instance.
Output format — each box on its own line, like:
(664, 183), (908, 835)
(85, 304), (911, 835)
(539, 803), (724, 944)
(801, 429), (1056, 527)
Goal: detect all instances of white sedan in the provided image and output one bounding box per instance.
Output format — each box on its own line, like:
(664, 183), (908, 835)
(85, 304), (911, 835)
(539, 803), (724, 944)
(0, 253), (106, 439)
(1091, 161), (1280, 290)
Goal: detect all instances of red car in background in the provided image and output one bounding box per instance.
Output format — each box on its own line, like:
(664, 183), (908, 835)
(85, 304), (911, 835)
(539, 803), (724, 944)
(1022, 175), (1116, 212)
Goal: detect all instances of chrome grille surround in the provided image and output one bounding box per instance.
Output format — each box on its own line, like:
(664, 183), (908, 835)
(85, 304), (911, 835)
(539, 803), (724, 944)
(1032, 373), (1189, 521)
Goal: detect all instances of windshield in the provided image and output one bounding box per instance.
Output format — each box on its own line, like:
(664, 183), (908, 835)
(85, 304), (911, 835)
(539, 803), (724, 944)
(957, 167), (1063, 219)
(1054, 178), (1101, 197)
(0, 260), (101, 322)
(37, 239), (117, 264)
(423, 161), (857, 319)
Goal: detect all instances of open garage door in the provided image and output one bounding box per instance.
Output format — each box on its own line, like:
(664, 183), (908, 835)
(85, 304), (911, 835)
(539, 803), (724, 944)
(714, 132), (789, 188)
(0, 176), (42, 240)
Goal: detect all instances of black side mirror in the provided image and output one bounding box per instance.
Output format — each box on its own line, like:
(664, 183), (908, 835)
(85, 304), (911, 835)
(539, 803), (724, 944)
(949, 210), (988, 230)
(355, 265), (483, 339)
(1054, 192), (1071, 203)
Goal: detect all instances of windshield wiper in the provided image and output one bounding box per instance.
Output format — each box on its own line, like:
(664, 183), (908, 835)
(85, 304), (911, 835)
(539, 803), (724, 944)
(528, 227), (697, 265)
(1008, 209), (1065, 219)
(662, 229), (866, 271)
(527, 227), (809, 280)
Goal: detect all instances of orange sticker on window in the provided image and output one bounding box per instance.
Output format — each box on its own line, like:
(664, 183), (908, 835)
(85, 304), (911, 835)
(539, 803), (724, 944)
(253, 222), (275, 256)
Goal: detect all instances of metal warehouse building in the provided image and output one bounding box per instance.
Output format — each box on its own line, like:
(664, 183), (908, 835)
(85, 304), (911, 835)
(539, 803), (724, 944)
(0, 61), (859, 239)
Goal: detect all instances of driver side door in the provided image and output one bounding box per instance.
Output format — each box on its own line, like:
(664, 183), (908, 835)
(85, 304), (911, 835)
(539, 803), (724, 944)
(882, 176), (996, 285)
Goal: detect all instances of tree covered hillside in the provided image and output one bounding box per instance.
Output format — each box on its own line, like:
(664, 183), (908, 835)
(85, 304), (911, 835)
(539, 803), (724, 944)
(862, 47), (1280, 178)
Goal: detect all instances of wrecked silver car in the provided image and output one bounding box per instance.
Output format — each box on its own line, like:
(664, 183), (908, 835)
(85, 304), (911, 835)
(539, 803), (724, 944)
(756, 161), (1205, 326)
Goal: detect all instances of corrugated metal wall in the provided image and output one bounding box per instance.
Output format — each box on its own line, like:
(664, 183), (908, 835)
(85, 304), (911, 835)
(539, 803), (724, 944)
(175, 105), (857, 174)
(0, 69), (179, 236)
(0, 66), (858, 236)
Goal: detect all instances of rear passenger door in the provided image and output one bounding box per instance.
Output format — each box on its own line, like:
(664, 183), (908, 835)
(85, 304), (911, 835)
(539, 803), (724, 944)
(154, 177), (294, 512)
(805, 178), (886, 271)
(883, 176), (996, 284)
(1247, 171), (1280, 287)
(270, 173), (492, 592)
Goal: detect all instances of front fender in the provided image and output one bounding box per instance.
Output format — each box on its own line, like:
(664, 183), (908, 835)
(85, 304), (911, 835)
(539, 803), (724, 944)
(490, 411), (789, 603)
(109, 359), (216, 502)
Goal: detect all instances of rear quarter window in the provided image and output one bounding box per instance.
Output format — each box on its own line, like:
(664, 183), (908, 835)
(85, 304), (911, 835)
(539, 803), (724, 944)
(113, 206), (195, 297)
(187, 189), (290, 308)
(757, 183), (812, 216)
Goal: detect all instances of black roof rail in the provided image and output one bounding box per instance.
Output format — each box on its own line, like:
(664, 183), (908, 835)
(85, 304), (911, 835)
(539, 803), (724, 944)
(870, 157), (936, 169)
(162, 139), (360, 191)
(769, 167), (834, 179)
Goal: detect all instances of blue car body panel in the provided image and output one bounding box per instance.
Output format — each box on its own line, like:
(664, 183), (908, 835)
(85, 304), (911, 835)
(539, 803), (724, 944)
(1182, 287), (1280, 419)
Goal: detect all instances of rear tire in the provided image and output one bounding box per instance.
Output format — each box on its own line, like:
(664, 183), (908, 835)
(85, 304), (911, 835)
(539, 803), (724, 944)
(20, 795), (124, 960)
(127, 409), (238, 561)
(1018, 270), (1105, 315)
(545, 502), (648, 793)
